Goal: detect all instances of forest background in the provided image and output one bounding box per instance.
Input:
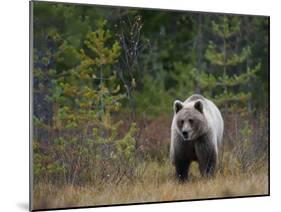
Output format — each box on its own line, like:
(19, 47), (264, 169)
(32, 1), (269, 210)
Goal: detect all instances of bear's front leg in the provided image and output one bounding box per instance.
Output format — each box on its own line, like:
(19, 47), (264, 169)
(175, 160), (191, 182)
(194, 138), (218, 177)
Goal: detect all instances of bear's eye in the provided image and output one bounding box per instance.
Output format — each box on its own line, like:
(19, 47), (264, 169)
(188, 119), (194, 124)
(180, 120), (184, 126)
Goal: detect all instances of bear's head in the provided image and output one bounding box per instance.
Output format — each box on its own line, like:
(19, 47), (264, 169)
(173, 100), (208, 141)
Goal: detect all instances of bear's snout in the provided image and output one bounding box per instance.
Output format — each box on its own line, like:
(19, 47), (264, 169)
(182, 130), (189, 140)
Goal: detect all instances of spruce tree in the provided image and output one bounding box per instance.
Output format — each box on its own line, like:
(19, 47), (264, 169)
(33, 20), (137, 184)
(203, 15), (260, 113)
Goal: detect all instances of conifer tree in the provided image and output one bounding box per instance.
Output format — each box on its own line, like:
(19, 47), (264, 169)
(202, 15), (260, 112)
(34, 20), (137, 184)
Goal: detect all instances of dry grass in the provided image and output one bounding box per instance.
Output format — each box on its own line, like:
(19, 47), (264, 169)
(33, 161), (268, 210)
(33, 113), (269, 210)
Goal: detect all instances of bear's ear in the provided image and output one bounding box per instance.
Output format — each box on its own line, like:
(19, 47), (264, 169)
(194, 101), (203, 113)
(174, 100), (183, 114)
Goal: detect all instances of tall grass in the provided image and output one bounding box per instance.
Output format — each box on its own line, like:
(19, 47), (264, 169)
(33, 112), (269, 210)
(33, 161), (268, 210)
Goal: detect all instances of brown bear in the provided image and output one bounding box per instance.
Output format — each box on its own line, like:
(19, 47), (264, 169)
(170, 94), (224, 181)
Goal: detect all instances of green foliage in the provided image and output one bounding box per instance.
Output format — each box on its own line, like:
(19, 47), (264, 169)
(170, 62), (198, 98)
(134, 74), (173, 116)
(203, 16), (260, 111)
(211, 16), (241, 39)
(32, 2), (269, 187)
(116, 123), (137, 162)
(205, 44), (251, 66)
(33, 19), (138, 185)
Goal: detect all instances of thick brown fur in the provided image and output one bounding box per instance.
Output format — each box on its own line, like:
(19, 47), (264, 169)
(170, 94), (224, 182)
